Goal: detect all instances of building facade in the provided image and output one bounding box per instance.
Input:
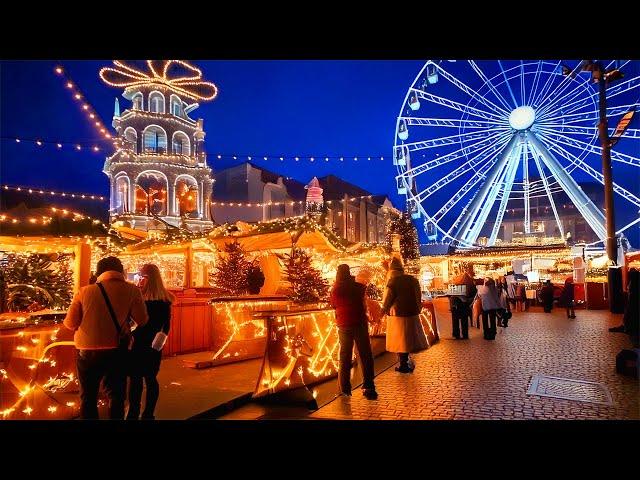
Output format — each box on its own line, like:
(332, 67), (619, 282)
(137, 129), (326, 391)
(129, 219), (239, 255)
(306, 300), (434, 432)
(212, 163), (399, 243)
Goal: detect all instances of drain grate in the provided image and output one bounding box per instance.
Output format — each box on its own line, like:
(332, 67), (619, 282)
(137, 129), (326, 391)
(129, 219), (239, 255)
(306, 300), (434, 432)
(527, 375), (613, 406)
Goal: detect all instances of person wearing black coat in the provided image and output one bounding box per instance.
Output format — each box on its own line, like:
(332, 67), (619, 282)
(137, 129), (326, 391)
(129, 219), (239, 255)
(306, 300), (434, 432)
(541, 280), (554, 313)
(127, 264), (174, 420)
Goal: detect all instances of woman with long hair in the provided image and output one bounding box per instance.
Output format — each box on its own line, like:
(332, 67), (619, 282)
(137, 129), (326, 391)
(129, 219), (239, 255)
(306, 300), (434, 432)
(126, 264), (175, 420)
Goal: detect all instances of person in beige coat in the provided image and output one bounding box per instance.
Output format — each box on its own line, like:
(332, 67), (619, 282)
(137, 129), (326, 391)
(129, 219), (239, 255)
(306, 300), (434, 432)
(382, 257), (428, 373)
(64, 256), (148, 419)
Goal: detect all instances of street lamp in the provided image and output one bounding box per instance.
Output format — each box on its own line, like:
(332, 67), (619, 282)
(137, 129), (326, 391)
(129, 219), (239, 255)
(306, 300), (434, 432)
(564, 60), (635, 312)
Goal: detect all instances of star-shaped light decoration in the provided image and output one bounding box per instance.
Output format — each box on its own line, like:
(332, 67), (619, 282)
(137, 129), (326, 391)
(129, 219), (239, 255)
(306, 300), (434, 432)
(99, 60), (218, 101)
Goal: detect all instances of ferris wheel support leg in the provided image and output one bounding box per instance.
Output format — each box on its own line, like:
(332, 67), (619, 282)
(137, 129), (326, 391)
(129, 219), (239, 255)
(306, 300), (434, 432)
(523, 141), (531, 234)
(488, 147), (521, 246)
(526, 131), (607, 242)
(531, 151), (565, 240)
(453, 134), (521, 245)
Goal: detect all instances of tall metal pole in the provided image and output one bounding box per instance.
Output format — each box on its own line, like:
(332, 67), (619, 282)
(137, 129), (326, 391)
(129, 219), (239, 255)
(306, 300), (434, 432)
(596, 61), (618, 265)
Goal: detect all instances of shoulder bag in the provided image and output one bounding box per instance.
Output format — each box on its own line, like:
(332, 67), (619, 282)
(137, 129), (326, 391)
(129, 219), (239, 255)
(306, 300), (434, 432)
(97, 282), (133, 351)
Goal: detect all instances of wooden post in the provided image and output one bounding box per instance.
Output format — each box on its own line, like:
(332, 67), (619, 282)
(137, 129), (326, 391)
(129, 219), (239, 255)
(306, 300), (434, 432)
(185, 243), (193, 289)
(73, 241), (91, 294)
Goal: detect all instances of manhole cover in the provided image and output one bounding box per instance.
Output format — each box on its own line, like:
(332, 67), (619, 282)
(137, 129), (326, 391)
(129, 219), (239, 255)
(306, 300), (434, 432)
(527, 375), (613, 406)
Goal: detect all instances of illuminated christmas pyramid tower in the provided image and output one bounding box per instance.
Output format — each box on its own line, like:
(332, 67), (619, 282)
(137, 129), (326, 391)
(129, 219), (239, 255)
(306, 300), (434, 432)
(100, 60), (218, 232)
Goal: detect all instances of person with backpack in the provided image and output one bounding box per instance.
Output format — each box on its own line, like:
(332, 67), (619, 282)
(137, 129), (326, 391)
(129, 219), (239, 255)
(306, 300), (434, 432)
(63, 256), (148, 419)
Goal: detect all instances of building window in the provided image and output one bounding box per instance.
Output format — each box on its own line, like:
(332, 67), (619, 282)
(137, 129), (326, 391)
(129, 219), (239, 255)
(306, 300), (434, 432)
(115, 175), (130, 213)
(123, 127), (137, 154)
(149, 92), (165, 113)
(172, 131), (191, 155)
(132, 93), (143, 110)
(532, 221), (545, 233)
(143, 126), (167, 154)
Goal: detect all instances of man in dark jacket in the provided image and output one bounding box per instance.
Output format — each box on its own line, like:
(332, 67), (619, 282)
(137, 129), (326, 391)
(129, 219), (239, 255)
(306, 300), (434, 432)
(541, 280), (554, 313)
(330, 264), (377, 400)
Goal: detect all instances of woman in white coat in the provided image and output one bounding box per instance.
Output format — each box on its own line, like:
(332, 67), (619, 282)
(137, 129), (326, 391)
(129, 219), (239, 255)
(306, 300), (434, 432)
(382, 258), (428, 373)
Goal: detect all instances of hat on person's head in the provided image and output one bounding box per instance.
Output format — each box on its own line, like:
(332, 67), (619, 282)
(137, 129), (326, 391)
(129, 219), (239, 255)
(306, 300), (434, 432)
(389, 257), (404, 272)
(96, 256), (124, 276)
(336, 264), (351, 282)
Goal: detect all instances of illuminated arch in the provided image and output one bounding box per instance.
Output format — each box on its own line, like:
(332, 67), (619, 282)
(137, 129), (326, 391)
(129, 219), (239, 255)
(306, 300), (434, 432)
(172, 131), (191, 155)
(142, 124), (167, 154)
(123, 127), (138, 153)
(135, 170), (168, 215)
(174, 174), (199, 217)
(148, 90), (165, 113)
(113, 172), (131, 213)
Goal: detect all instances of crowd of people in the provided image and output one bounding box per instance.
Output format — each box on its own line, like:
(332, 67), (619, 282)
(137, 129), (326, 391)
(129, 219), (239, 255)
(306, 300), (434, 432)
(64, 253), (639, 418)
(63, 256), (173, 420)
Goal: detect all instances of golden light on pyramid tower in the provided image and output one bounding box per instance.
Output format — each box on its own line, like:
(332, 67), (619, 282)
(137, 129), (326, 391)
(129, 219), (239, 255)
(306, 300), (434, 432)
(99, 60), (216, 233)
(99, 60), (218, 102)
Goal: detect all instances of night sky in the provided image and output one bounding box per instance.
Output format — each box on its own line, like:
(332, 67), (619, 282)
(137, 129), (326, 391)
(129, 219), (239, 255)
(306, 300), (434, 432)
(1, 60), (639, 244)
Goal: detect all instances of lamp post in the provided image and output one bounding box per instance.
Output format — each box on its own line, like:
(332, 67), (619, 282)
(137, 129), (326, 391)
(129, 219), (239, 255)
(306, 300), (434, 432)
(565, 60), (632, 312)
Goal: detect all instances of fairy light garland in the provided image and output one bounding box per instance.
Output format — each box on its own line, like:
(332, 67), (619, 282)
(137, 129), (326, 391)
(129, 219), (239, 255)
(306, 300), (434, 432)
(0, 207), (108, 229)
(54, 65), (114, 141)
(210, 153), (389, 163)
(3, 185), (107, 202)
(3, 136), (103, 153)
(99, 60), (218, 102)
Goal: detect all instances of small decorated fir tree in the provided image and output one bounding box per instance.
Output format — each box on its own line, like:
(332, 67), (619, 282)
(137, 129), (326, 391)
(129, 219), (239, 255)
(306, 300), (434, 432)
(389, 212), (420, 262)
(282, 247), (329, 304)
(210, 240), (251, 295)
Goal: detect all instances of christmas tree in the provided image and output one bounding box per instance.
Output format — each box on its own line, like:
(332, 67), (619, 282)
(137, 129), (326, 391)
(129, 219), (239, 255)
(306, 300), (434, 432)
(282, 247), (329, 304)
(389, 212), (420, 262)
(210, 240), (251, 295)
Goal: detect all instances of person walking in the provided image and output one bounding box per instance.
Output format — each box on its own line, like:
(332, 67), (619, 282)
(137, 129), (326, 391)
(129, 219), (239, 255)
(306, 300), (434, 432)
(475, 278), (503, 340)
(330, 264), (378, 400)
(63, 256), (148, 419)
(562, 277), (576, 319)
(126, 264), (175, 420)
(516, 282), (528, 312)
(382, 257), (428, 373)
(541, 280), (555, 313)
(496, 276), (512, 327)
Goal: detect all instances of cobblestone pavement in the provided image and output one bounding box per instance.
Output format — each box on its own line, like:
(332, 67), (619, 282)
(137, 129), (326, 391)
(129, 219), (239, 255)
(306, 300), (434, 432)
(310, 299), (639, 420)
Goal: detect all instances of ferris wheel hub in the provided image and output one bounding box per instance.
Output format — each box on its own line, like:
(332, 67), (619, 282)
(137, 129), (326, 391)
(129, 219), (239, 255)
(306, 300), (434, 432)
(508, 106), (536, 130)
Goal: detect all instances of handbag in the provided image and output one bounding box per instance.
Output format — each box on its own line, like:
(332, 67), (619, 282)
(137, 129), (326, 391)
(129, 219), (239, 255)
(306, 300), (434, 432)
(97, 282), (133, 351)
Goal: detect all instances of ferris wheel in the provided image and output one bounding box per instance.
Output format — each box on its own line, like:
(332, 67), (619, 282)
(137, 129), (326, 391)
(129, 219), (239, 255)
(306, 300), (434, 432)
(394, 60), (640, 247)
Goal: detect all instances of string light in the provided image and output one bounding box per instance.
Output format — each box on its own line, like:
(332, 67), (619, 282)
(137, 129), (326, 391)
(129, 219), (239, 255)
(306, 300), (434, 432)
(207, 153), (388, 162)
(2, 184), (107, 202)
(2, 136), (102, 153)
(54, 65), (114, 142)
(99, 60), (218, 102)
